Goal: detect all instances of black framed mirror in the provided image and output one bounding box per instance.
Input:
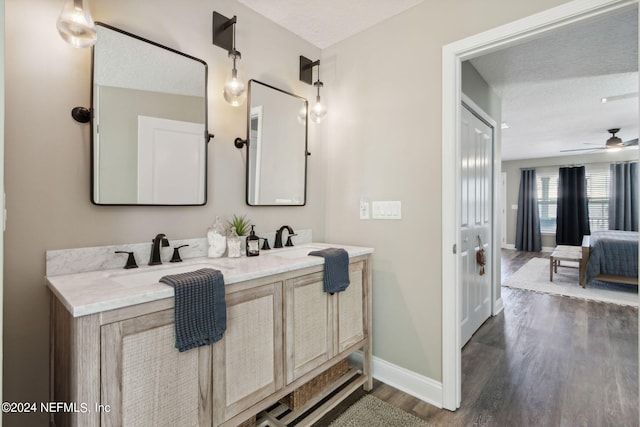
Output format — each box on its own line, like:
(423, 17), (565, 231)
(91, 23), (210, 205)
(240, 80), (308, 206)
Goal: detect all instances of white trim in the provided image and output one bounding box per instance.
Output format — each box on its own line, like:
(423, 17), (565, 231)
(503, 243), (516, 250)
(350, 352), (443, 408)
(493, 297), (504, 315)
(442, 0), (637, 411)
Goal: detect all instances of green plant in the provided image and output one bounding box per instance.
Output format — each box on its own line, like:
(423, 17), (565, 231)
(227, 214), (251, 236)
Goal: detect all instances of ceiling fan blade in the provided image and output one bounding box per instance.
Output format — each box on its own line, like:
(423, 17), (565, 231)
(622, 138), (639, 147)
(601, 92), (639, 103)
(560, 147), (605, 153)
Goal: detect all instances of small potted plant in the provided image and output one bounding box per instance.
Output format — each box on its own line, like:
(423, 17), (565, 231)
(227, 214), (251, 236)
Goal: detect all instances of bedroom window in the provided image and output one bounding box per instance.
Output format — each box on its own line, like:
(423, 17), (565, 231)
(586, 167), (609, 232)
(536, 172), (558, 234)
(536, 164), (610, 234)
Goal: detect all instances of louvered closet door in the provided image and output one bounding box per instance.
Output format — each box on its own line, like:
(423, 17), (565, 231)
(460, 103), (493, 347)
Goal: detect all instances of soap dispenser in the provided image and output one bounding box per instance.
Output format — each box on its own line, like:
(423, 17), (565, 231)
(246, 225), (260, 257)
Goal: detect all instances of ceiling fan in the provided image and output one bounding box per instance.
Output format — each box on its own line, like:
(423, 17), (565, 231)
(560, 128), (639, 153)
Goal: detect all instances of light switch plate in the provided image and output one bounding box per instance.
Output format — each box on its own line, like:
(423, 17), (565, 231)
(372, 201), (401, 219)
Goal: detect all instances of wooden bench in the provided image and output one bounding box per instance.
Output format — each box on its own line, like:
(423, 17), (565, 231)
(550, 245), (582, 283)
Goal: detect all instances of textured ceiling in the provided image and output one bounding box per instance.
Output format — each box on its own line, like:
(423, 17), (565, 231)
(470, 7), (638, 160)
(236, 1), (637, 161)
(236, 0), (425, 49)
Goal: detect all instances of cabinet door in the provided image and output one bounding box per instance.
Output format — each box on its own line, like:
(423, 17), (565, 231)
(101, 309), (212, 427)
(212, 282), (283, 425)
(336, 261), (366, 353)
(284, 271), (334, 384)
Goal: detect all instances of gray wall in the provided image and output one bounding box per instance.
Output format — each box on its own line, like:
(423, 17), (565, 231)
(462, 60), (501, 121)
(502, 150), (639, 249)
(321, 0), (568, 381)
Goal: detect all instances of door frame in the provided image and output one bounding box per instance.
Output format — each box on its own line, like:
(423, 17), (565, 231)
(441, 0), (637, 410)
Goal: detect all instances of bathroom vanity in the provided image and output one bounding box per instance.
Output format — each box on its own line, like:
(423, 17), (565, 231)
(47, 243), (372, 426)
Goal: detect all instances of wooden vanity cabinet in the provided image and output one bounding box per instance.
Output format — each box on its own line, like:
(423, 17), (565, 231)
(284, 261), (365, 384)
(50, 255), (371, 427)
(211, 282), (283, 426)
(101, 309), (212, 427)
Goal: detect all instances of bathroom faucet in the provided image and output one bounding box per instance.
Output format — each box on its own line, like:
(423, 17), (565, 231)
(149, 233), (170, 265)
(274, 225), (296, 248)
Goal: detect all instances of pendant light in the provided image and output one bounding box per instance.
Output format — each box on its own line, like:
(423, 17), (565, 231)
(300, 56), (327, 123)
(212, 12), (246, 107)
(57, 0), (97, 48)
(310, 80), (327, 124)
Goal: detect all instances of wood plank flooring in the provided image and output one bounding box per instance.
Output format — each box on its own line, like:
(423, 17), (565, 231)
(314, 249), (638, 426)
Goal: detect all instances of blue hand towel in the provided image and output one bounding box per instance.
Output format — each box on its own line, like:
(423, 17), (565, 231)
(160, 268), (226, 352)
(308, 248), (350, 294)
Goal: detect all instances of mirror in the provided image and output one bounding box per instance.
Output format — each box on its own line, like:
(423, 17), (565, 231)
(91, 23), (209, 205)
(244, 80), (308, 206)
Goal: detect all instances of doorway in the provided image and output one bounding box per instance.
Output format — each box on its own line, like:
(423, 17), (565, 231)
(459, 99), (494, 347)
(441, 0), (638, 411)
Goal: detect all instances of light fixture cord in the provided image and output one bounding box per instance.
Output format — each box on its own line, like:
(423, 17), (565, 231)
(315, 65), (322, 98)
(226, 17), (240, 73)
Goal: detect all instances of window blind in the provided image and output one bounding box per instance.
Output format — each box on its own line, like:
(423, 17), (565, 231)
(535, 163), (611, 234)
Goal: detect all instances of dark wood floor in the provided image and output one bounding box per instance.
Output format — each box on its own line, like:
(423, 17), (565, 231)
(315, 249), (639, 426)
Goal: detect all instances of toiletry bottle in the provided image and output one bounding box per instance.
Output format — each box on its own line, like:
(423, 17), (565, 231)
(246, 225), (260, 257)
(207, 216), (227, 258)
(227, 226), (242, 258)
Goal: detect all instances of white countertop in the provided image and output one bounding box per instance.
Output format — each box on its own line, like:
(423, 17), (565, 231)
(46, 243), (373, 317)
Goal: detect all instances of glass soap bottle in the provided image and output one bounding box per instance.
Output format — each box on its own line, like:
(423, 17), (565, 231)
(246, 225), (260, 257)
(227, 226), (242, 258)
(207, 216), (227, 258)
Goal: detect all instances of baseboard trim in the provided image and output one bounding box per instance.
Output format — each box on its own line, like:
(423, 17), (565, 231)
(493, 296), (504, 315)
(350, 352), (443, 408)
(502, 243), (554, 253)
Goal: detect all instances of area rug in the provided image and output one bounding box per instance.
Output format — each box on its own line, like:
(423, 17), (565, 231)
(328, 394), (431, 427)
(503, 257), (638, 307)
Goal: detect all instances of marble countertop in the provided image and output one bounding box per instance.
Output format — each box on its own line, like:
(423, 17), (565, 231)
(46, 243), (373, 317)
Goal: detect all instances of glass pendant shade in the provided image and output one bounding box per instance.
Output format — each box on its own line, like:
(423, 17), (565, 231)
(297, 105), (307, 124)
(223, 66), (246, 107)
(310, 95), (327, 124)
(57, 0), (97, 48)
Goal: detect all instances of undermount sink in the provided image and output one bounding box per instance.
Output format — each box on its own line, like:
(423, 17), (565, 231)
(109, 262), (227, 287)
(270, 246), (326, 259)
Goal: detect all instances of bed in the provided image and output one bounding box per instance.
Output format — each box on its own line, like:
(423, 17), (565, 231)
(580, 231), (639, 287)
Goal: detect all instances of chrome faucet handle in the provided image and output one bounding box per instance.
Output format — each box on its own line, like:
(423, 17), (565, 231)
(115, 251), (138, 269)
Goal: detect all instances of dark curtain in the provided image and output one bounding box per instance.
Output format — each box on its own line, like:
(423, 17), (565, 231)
(515, 169), (542, 252)
(556, 166), (590, 246)
(609, 162), (638, 231)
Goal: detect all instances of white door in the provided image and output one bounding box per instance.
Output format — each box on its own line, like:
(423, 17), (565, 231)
(460, 103), (493, 347)
(247, 106), (263, 204)
(137, 116), (205, 204)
